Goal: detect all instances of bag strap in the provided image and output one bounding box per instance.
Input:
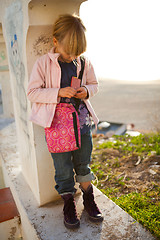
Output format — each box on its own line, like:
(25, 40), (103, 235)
(78, 56), (85, 82)
(74, 56), (85, 113)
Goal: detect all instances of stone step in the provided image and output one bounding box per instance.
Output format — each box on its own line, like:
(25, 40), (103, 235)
(0, 187), (20, 223)
(0, 187), (21, 239)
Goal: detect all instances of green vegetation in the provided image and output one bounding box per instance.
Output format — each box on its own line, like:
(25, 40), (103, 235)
(92, 133), (160, 239)
(97, 133), (160, 155)
(113, 192), (160, 238)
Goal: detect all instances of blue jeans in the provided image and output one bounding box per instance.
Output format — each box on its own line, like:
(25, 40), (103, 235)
(51, 131), (95, 195)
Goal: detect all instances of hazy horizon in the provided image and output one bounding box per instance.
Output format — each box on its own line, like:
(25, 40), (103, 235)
(80, 0), (160, 82)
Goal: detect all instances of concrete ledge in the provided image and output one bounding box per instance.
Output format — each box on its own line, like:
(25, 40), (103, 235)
(0, 122), (156, 240)
(0, 217), (21, 240)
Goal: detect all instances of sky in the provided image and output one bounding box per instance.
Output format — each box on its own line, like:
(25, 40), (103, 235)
(80, 0), (160, 81)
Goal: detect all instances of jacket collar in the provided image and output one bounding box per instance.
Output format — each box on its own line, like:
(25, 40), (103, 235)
(47, 47), (82, 75)
(48, 47), (60, 62)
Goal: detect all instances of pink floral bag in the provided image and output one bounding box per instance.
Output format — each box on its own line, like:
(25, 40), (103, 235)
(45, 103), (81, 153)
(44, 57), (85, 153)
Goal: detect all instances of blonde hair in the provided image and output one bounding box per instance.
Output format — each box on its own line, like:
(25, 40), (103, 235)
(53, 14), (87, 57)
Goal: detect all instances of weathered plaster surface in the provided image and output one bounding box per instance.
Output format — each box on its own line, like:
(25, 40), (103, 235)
(0, 24), (14, 117)
(0, 122), (156, 240)
(0, 42), (9, 71)
(2, 0), (39, 202)
(0, 217), (21, 240)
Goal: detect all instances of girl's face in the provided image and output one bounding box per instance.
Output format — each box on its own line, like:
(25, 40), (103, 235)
(53, 37), (76, 63)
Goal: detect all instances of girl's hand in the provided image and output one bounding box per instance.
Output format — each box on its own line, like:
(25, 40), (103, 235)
(58, 87), (77, 98)
(74, 87), (88, 99)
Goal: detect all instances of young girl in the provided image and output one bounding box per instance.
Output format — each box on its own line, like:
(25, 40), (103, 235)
(27, 14), (103, 229)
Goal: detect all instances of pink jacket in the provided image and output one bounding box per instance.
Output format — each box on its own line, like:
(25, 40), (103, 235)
(27, 48), (99, 128)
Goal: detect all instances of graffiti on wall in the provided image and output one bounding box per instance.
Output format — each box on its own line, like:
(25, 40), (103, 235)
(0, 50), (5, 62)
(33, 34), (53, 56)
(4, 0), (31, 160)
(10, 32), (27, 115)
(0, 45), (9, 71)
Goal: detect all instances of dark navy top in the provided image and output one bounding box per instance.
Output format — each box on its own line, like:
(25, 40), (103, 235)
(58, 60), (91, 135)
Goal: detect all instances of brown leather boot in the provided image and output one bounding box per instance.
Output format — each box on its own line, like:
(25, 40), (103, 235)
(80, 184), (104, 222)
(61, 194), (80, 229)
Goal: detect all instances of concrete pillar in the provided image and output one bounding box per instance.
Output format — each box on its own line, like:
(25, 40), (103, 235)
(0, 0), (86, 206)
(0, 24), (14, 118)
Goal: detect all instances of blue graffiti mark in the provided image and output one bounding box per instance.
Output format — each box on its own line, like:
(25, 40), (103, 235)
(11, 34), (17, 48)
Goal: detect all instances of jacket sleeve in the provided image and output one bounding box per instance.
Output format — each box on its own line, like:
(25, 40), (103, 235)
(82, 58), (99, 98)
(27, 57), (60, 103)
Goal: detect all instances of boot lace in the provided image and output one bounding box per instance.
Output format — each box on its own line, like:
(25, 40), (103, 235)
(64, 196), (78, 220)
(84, 194), (101, 214)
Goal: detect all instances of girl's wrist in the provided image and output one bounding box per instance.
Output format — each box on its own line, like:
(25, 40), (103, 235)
(82, 86), (89, 99)
(58, 89), (61, 97)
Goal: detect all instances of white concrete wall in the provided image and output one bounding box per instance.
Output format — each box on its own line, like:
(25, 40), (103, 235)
(0, 24), (14, 117)
(0, 0), (86, 206)
(0, 0), (41, 205)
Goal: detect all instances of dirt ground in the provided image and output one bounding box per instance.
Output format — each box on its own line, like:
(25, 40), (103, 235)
(92, 135), (160, 200)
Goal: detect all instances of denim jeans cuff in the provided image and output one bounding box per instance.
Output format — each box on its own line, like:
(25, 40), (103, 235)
(75, 172), (95, 183)
(60, 188), (77, 196)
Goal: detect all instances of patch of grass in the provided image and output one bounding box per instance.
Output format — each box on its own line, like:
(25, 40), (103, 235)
(97, 141), (115, 149)
(112, 158), (120, 168)
(101, 187), (119, 197)
(97, 133), (160, 156)
(92, 133), (160, 239)
(111, 192), (160, 238)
